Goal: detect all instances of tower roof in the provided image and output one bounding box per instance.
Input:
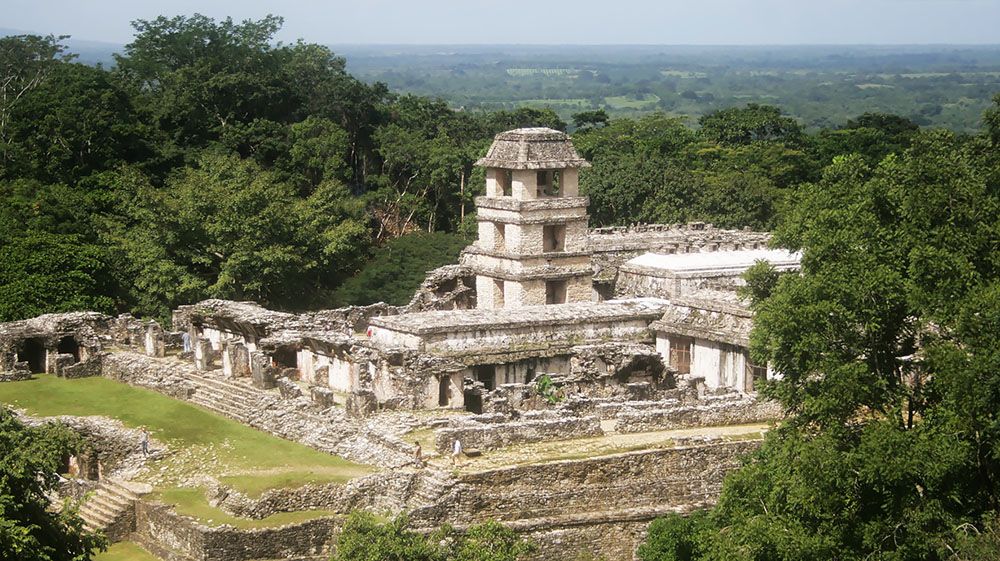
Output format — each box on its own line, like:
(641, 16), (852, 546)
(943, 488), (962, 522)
(475, 127), (591, 170)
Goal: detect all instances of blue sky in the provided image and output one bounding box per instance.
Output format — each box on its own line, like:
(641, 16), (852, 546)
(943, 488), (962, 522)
(5, 0), (1000, 45)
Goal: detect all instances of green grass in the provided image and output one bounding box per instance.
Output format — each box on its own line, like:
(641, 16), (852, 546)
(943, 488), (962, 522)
(0, 375), (373, 520)
(94, 542), (159, 561)
(152, 487), (336, 528)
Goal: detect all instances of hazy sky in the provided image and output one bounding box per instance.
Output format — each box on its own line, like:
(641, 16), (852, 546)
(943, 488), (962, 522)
(5, 0), (1000, 45)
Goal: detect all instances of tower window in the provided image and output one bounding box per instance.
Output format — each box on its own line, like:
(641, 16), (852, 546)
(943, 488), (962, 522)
(498, 170), (512, 197)
(545, 280), (567, 304)
(543, 224), (566, 252)
(536, 170), (561, 197)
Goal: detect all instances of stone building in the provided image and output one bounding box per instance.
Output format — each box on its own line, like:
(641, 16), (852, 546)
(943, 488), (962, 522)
(463, 128), (593, 309)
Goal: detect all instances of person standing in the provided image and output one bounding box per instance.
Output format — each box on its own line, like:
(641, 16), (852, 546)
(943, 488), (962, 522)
(140, 427), (150, 456)
(451, 438), (463, 466)
(413, 441), (424, 468)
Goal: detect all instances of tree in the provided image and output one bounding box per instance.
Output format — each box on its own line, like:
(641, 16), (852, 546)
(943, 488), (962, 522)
(332, 232), (468, 307)
(985, 93), (1000, 146)
(115, 14), (297, 150)
(2, 62), (150, 184)
(0, 34), (75, 167)
(0, 230), (115, 322)
(639, 126), (1000, 560)
(698, 104), (803, 146)
(571, 109), (610, 131)
(0, 407), (105, 561)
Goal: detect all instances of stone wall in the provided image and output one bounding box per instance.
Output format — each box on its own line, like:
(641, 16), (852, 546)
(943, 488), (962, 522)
(614, 397), (783, 433)
(413, 440), (759, 559)
(588, 223), (772, 284)
(101, 352), (195, 399)
(205, 470), (418, 520)
(133, 501), (338, 561)
(432, 414), (603, 454)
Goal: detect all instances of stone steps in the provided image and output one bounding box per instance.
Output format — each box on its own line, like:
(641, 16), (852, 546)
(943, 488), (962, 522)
(78, 478), (144, 534)
(410, 469), (454, 506)
(189, 374), (264, 402)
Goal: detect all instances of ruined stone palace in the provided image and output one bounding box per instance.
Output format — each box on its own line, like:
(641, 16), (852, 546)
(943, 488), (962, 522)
(0, 128), (797, 561)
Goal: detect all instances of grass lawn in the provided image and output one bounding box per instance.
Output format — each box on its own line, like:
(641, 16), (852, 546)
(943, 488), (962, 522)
(0, 375), (373, 524)
(94, 542), (159, 561)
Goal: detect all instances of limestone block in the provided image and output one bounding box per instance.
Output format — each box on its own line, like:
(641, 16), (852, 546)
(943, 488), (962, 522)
(193, 339), (214, 371)
(249, 351), (276, 389)
(346, 390), (377, 417)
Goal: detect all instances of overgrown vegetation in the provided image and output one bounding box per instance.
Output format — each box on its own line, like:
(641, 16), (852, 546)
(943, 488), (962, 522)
(332, 512), (536, 561)
(638, 100), (1000, 561)
(0, 407), (105, 561)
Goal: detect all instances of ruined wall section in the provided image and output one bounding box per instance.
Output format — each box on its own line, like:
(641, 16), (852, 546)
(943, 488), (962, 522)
(412, 440), (759, 559)
(589, 223), (772, 292)
(133, 501), (337, 561)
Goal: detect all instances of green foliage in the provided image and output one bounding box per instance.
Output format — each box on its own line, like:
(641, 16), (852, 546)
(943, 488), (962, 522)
(639, 512), (713, 561)
(331, 512), (535, 561)
(639, 123), (1000, 560)
(332, 232), (467, 307)
(698, 104), (803, 146)
(534, 374), (563, 405)
(0, 406), (105, 561)
(738, 261), (781, 308)
(0, 230), (115, 322)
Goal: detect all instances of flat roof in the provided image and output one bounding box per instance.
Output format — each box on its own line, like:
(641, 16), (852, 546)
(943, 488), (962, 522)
(369, 298), (670, 336)
(623, 249), (800, 275)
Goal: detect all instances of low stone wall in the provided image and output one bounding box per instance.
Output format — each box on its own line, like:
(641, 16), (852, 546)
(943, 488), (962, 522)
(433, 415), (603, 454)
(614, 398), (783, 433)
(133, 500), (338, 561)
(0, 367), (31, 382)
(101, 352), (194, 399)
(206, 470), (418, 519)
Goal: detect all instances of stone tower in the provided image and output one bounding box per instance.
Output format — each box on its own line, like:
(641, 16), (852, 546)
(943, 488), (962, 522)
(464, 127), (593, 310)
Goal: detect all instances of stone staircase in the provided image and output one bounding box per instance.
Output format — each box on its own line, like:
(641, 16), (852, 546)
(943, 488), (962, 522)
(79, 478), (149, 539)
(409, 468), (455, 508)
(187, 373), (268, 423)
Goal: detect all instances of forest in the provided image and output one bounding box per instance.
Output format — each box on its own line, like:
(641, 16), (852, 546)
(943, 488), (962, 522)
(3, 13), (1000, 561)
(5, 15), (986, 325)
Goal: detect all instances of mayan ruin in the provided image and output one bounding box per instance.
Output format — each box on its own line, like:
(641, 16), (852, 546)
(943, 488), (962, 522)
(0, 128), (799, 560)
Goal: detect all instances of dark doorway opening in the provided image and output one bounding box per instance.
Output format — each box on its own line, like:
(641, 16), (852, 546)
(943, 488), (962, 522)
(464, 390), (483, 414)
(272, 346), (298, 369)
(19, 338), (46, 373)
(474, 365), (496, 392)
(57, 336), (80, 363)
(438, 376), (450, 407)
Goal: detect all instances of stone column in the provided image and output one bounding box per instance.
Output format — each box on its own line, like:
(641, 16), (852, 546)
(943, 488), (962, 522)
(144, 323), (165, 358)
(194, 339), (214, 371)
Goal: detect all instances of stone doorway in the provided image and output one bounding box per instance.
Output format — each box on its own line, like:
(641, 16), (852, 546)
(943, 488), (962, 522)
(19, 338), (46, 373)
(438, 375), (450, 407)
(57, 336), (80, 363)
